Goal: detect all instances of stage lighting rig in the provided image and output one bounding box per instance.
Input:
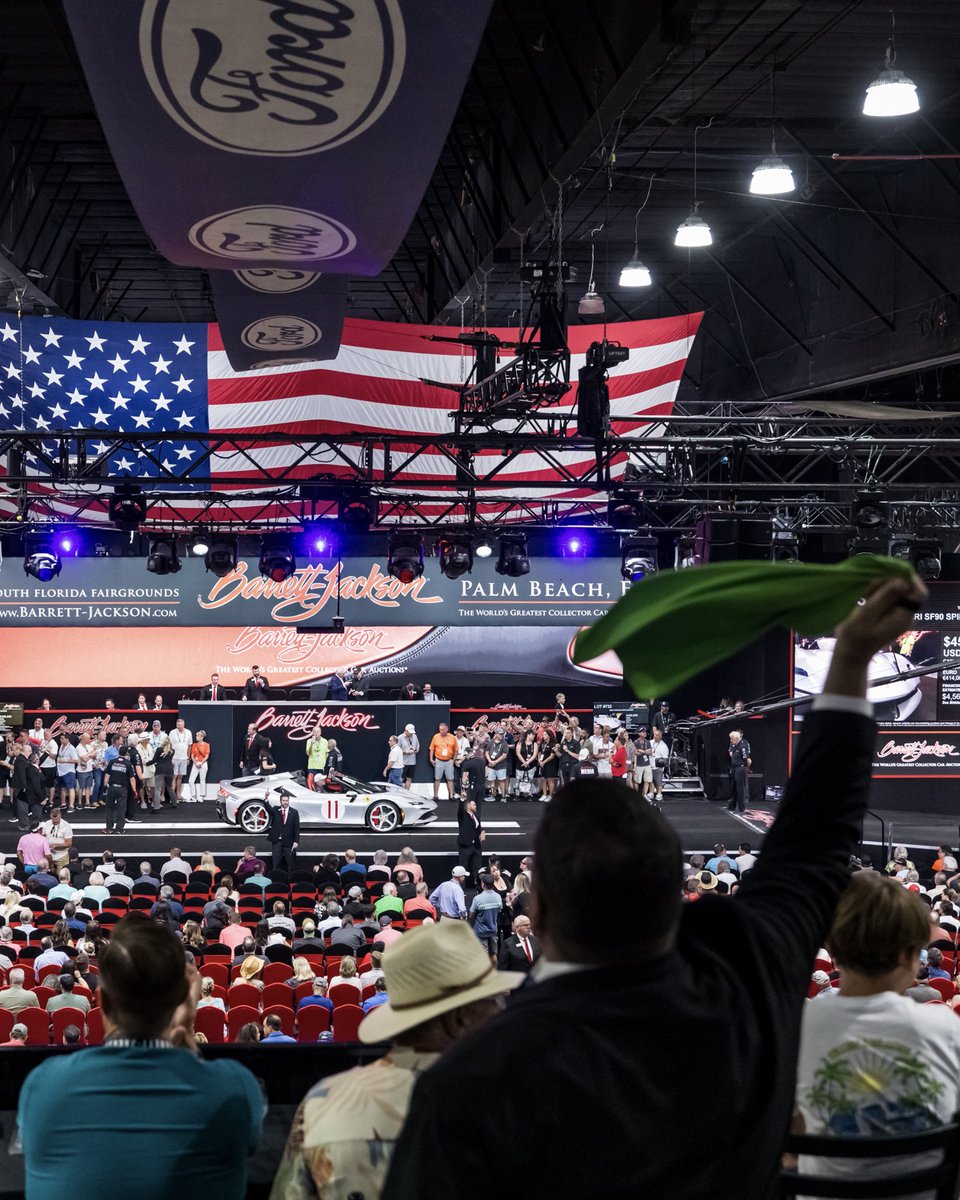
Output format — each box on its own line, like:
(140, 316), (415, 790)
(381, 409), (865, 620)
(387, 533), (424, 584)
(338, 493), (377, 533)
(771, 529), (799, 563)
(204, 538), (238, 579)
(621, 537), (658, 583)
(576, 340), (625, 438)
(473, 534), (495, 559)
(496, 534), (530, 579)
(853, 489), (887, 533)
(189, 529), (210, 556)
(259, 536), (296, 583)
(108, 485), (147, 532)
(146, 536), (180, 576)
(889, 531), (942, 581)
(438, 537), (473, 580)
(23, 532), (62, 582)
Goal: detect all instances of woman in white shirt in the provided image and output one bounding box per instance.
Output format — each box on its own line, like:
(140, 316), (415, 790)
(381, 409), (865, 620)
(328, 955), (363, 995)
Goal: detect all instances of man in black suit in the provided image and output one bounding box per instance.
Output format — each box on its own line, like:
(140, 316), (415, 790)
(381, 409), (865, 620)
(456, 797), (484, 882)
(326, 671), (349, 701)
(383, 573), (927, 1200)
(239, 723), (271, 776)
(200, 673), (224, 701)
(243, 666), (270, 701)
(496, 915), (540, 974)
(268, 791), (300, 872)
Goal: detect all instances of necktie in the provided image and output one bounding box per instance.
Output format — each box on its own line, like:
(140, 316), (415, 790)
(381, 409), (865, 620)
(282, 810), (287, 825)
(212, 688), (216, 700)
(522, 938), (532, 963)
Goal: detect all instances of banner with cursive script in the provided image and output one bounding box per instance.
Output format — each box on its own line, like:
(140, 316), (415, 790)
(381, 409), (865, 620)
(64, 0), (493, 275)
(209, 268), (347, 370)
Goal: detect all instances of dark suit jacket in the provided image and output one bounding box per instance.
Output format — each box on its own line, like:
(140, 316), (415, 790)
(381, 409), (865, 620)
(243, 675), (270, 700)
(326, 674), (350, 701)
(268, 805), (300, 847)
(497, 934), (541, 974)
(200, 684), (225, 701)
(241, 732), (271, 769)
(383, 707), (876, 1200)
(457, 807), (483, 850)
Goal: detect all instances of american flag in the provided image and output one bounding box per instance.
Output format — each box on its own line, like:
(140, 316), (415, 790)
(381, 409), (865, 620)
(0, 311), (701, 522)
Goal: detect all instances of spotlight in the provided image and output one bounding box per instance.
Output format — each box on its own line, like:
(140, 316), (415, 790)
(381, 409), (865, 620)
(496, 534), (530, 579)
(387, 532), (424, 584)
(749, 156), (795, 195)
(108, 484), (147, 532)
(561, 533), (589, 558)
(146, 536), (181, 576)
(338, 494), (377, 533)
(473, 534), (495, 559)
(259, 535), (296, 583)
(57, 532), (77, 555)
(674, 214), (712, 248)
(304, 524), (334, 557)
(771, 529), (799, 563)
(438, 537), (473, 580)
(853, 489), (887, 533)
(204, 538), (238, 579)
(621, 537), (658, 583)
(189, 530), (210, 556)
(889, 532), (941, 582)
(23, 533), (62, 582)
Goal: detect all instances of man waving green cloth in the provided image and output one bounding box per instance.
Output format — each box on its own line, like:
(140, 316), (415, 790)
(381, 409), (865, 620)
(574, 555), (915, 698)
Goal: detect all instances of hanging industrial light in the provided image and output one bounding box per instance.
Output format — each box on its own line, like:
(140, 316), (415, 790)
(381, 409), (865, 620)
(675, 121), (713, 247)
(619, 178), (654, 287)
(863, 11), (919, 117)
(750, 68), (795, 195)
(578, 228), (605, 315)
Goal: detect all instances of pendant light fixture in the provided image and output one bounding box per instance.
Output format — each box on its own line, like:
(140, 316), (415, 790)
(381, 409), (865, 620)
(578, 227), (605, 315)
(750, 67), (795, 195)
(675, 120), (713, 247)
(619, 176), (654, 288)
(863, 11), (919, 117)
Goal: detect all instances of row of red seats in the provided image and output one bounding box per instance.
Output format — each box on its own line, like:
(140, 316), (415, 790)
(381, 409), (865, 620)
(196, 1002), (364, 1043)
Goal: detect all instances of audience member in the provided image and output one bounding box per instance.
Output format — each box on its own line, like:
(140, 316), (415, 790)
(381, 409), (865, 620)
(429, 866), (468, 920)
(261, 1013), (296, 1044)
(0, 968), (40, 1014)
(46, 974), (91, 1015)
(1, 1023), (28, 1047)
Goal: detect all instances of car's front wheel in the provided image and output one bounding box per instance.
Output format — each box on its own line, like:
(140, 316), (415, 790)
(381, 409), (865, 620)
(238, 799), (271, 835)
(366, 800), (401, 832)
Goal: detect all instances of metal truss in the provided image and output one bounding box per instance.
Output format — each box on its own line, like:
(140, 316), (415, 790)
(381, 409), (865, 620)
(451, 345), (571, 435)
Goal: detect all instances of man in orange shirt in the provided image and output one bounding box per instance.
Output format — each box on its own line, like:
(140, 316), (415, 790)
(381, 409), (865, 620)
(429, 723), (458, 801)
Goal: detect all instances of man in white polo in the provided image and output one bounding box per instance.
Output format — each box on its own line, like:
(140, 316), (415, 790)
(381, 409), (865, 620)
(168, 718), (192, 805)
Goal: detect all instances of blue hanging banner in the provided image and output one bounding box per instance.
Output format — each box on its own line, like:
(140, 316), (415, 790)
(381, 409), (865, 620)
(209, 268), (347, 370)
(63, 0), (492, 275)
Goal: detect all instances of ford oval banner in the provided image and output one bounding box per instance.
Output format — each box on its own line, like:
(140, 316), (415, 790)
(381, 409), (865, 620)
(64, 0), (493, 275)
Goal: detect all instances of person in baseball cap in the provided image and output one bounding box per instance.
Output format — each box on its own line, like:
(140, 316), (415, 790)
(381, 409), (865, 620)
(272, 922), (522, 1198)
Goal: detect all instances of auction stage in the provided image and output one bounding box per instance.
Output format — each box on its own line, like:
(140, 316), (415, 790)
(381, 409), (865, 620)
(1, 792), (955, 876)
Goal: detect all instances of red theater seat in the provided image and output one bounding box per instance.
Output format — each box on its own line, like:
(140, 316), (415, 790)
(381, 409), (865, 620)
(296, 1005), (330, 1042)
(332, 1004), (365, 1042)
(194, 1005), (226, 1044)
(227, 1005), (261, 1042)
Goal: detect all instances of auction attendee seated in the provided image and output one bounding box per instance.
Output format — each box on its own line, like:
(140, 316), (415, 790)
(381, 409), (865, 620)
(46, 869), (76, 903)
(794, 871), (960, 1187)
(313, 853), (341, 890)
(31, 858), (58, 892)
(81, 872), (110, 905)
(235, 846), (267, 881)
(18, 916), (265, 1200)
(197, 976), (226, 1013)
(373, 915), (403, 950)
(0, 968), (40, 1014)
(47, 973), (90, 1014)
(374, 883), (404, 922)
(296, 977), (334, 1016)
(329, 916), (366, 957)
(134, 862), (160, 888)
(261, 1013), (296, 1044)
(404, 883), (437, 922)
(339, 849), (367, 887)
(1, 1024), (28, 1047)
(293, 920), (326, 955)
(33, 938), (70, 975)
(317, 902), (343, 937)
(271, 920), (523, 1200)
(328, 955), (363, 995)
(219, 911), (248, 954)
(363, 978), (390, 1012)
(160, 846), (190, 880)
(381, 575), (926, 1200)
(150, 886), (184, 924)
(268, 901), (296, 938)
(233, 956), (265, 990)
(231, 937), (265, 967)
(360, 951), (385, 989)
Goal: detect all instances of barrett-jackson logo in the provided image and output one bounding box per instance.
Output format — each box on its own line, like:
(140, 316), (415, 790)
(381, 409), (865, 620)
(878, 738), (960, 763)
(200, 560), (442, 623)
(254, 705), (379, 738)
(139, 0), (406, 156)
(47, 715), (153, 739)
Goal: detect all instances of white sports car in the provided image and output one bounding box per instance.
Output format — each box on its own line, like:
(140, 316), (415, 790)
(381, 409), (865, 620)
(794, 638), (923, 722)
(216, 771), (438, 835)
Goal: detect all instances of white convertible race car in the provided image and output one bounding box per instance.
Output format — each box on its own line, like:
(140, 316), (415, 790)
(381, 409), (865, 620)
(794, 638), (923, 723)
(216, 771), (438, 835)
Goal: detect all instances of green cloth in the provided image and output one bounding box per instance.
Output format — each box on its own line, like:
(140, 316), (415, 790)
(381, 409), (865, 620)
(573, 555), (913, 699)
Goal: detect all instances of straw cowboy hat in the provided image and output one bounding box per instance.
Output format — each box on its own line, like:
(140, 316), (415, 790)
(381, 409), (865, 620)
(359, 920), (525, 1044)
(239, 956), (263, 981)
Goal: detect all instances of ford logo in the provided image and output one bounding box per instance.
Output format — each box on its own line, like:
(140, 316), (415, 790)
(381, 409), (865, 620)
(139, 0), (406, 157)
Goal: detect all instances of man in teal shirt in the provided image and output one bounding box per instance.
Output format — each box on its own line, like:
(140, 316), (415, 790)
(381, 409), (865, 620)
(18, 917), (264, 1200)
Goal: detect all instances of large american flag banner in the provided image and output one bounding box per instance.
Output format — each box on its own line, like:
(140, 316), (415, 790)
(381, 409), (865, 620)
(0, 311), (701, 522)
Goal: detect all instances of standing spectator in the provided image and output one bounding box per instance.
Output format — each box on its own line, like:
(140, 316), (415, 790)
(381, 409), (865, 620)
(384, 736), (404, 788)
(558, 725), (581, 787)
(727, 730), (752, 813)
(650, 727), (670, 802)
(90, 734), (108, 807)
(429, 723), (458, 802)
(610, 732), (629, 781)
(325, 738), (343, 781)
(398, 724), (419, 790)
(468, 874), (502, 959)
(187, 730), (210, 802)
(460, 747), (487, 809)
(497, 915), (541, 974)
(135, 731), (156, 811)
(305, 727), (328, 791)
(18, 917), (265, 1199)
(429, 867), (468, 921)
(514, 730), (538, 800)
(103, 748), (134, 835)
(17, 826), (51, 872)
(15, 747), (45, 832)
(484, 728), (509, 803)
(56, 733), (80, 813)
(537, 727), (560, 801)
(168, 718), (192, 805)
(150, 737), (177, 809)
(326, 669), (350, 701)
(76, 733), (96, 810)
(456, 799), (485, 883)
(268, 793), (300, 874)
(243, 665), (270, 701)
(39, 730), (58, 808)
(633, 726), (654, 799)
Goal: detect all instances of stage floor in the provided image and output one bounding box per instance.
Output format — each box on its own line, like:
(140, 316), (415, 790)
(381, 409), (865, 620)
(1, 792), (955, 872)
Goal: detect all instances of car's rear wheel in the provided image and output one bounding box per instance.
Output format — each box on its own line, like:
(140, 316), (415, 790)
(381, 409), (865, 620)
(366, 800), (401, 832)
(238, 799), (270, 835)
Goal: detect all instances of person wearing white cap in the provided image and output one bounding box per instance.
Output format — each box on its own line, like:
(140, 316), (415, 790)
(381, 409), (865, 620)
(269, 921), (523, 1200)
(398, 724), (419, 791)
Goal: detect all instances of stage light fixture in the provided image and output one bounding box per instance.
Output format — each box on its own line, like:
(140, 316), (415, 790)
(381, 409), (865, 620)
(496, 534), (530, 579)
(621, 537), (658, 583)
(387, 533), (424, 584)
(438, 537), (473, 580)
(259, 535), (296, 583)
(338, 493), (377, 533)
(889, 532), (941, 581)
(674, 535), (697, 570)
(146, 536), (180, 576)
(204, 538), (238, 579)
(23, 532), (62, 582)
(108, 484), (147, 532)
(771, 529), (799, 563)
(474, 534), (495, 559)
(304, 524), (334, 557)
(189, 530), (210, 556)
(853, 489), (887, 533)
(561, 533), (589, 558)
